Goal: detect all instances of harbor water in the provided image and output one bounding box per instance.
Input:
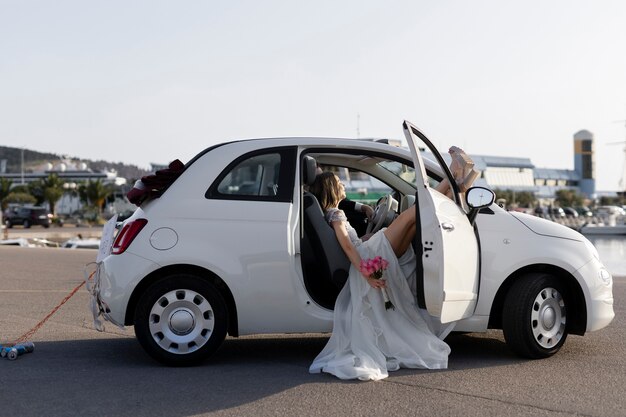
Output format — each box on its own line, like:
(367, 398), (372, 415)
(586, 235), (626, 277)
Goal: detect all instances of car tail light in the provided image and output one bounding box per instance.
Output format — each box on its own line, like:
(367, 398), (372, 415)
(111, 219), (148, 255)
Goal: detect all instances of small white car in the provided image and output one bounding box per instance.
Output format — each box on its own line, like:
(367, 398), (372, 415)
(92, 121), (614, 365)
(62, 238), (101, 249)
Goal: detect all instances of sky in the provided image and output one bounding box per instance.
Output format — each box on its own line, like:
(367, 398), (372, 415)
(1, 1), (626, 191)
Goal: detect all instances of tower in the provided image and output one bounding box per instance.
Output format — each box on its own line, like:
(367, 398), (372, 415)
(573, 130), (595, 198)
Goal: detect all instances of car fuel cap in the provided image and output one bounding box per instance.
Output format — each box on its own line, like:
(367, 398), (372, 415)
(149, 227), (178, 250)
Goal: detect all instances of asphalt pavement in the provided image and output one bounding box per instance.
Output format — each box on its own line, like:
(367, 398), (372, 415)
(0, 246), (623, 417)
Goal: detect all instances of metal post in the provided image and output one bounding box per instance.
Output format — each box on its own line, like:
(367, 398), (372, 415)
(21, 148), (24, 185)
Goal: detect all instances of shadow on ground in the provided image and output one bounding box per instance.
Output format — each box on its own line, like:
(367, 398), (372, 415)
(0, 332), (524, 416)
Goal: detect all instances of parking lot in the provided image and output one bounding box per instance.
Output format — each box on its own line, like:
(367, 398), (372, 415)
(0, 246), (624, 417)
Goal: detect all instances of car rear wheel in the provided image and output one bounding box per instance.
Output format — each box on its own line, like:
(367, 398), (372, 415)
(23, 219), (31, 228)
(134, 274), (228, 366)
(502, 273), (568, 358)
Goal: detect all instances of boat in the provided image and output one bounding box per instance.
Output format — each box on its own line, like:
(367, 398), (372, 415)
(579, 206), (626, 235)
(579, 224), (626, 235)
(0, 238), (34, 247)
(0, 237), (59, 247)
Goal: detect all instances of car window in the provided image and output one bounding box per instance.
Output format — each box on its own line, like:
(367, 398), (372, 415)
(207, 147), (296, 202)
(377, 160), (416, 188)
(377, 158), (443, 189)
(217, 153), (281, 197)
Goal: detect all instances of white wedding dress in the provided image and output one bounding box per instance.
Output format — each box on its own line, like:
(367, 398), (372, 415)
(309, 208), (451, 381)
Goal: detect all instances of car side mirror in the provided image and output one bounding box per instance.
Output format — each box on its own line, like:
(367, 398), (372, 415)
(465, 187), (495, 223)
(466, 187), (495, 209)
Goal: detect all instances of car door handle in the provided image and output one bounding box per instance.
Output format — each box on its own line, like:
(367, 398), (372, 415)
(441, 222), (455, 231)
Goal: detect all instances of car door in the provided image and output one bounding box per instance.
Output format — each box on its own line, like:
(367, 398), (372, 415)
(402, 120), (480, 323)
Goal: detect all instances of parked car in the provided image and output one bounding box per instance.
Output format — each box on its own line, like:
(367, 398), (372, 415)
(550, 207), (566, 218)
(90, 121), (615, 365)
(61, 238), (101, 249)
(575, 206), (593, 217)
(3, 205), (51, 228)
(595, 205), (626, 217)
(562, 207), (579, 218)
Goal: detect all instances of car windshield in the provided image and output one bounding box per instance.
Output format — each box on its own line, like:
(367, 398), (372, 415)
(377, 160), (416, 188)
(377, 159), (443, 189)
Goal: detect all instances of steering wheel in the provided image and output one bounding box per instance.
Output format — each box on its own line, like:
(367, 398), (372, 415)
(366, 194), (393, 234)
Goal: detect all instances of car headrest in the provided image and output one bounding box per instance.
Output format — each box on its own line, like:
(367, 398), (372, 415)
(302, 155), (317, 186)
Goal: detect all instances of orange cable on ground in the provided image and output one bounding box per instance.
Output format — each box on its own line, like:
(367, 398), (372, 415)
(6, 271), (95, 346)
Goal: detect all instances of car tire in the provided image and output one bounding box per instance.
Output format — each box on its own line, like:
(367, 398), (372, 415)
(502, 273), (568, 359)
(23, 220), (31, 228)
(4, 220), (11, 229)
(134, 274), (228, 366)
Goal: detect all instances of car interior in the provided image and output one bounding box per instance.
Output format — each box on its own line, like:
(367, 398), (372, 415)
(299, 152), (416, 309)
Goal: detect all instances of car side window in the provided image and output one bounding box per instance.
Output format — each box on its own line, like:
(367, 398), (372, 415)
(217, 153), (281, 197)
(206, 147), (296, 202)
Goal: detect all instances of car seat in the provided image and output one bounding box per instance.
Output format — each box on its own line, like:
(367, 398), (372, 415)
(301, 156), (350, 294)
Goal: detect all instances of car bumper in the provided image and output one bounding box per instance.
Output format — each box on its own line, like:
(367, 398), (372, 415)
(93, 252), (161, 327)
(577, 257), (615, 332)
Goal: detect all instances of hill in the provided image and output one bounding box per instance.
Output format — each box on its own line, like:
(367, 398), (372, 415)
(0, 146), (150, 181)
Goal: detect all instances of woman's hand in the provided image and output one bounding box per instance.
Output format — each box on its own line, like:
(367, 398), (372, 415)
(361, 204), (374, 220)
(364, 275), (386, 289)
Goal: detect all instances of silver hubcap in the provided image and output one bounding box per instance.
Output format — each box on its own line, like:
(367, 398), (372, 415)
(149, 289), (214, 354)
(531, 287), (566, 349)
(169, 309), (195, 335)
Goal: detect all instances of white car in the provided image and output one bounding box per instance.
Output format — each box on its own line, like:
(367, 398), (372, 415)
(92, 121), (614, 365)
(62, 238), (101, 249)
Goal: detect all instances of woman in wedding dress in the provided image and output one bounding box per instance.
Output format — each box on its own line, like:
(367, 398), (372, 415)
(309, 172), (451, 381)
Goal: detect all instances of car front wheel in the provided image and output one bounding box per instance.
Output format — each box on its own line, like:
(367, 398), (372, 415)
(502, 273), (568, 358)
(134, 275), (228, 365)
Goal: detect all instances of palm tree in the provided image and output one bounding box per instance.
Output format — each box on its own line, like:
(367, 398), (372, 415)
(27, 180), (45, 206)
(0, 177), (12, 210)
(41, 174), (65, 216)
(78, 179), (112, 215)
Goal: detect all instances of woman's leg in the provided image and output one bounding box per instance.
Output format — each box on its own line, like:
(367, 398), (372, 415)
(383, 207), (416, 257)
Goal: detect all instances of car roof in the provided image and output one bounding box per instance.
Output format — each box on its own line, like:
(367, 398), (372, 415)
(186, 137), (423, 170)
(198, 136), (403, 153)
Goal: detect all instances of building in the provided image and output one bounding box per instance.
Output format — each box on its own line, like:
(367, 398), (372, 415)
(573, 129), (596, 197)
(466, 129), (596, 203)
(0, 157), (128, 216)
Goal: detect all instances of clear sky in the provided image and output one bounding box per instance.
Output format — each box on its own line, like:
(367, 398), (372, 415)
(1, 1), (626, 191)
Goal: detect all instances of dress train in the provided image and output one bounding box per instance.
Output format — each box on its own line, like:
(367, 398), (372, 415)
(309, 231), (451, 381)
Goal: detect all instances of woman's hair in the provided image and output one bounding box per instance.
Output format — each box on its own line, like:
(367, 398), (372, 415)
(310, 172), (342, 212)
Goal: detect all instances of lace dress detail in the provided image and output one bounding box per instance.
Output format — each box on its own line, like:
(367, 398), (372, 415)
(310, 208), (451, 381)
(325, 208), (361, 247)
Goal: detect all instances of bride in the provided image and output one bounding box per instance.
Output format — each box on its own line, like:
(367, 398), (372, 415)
(308, 172), (451, 381)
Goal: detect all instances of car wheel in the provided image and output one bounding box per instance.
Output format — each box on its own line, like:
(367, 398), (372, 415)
(502, 273), (568, 359)
(23, 219), (31, 228)
(134, 274), (228, 365)
(5, 220), (11, 229)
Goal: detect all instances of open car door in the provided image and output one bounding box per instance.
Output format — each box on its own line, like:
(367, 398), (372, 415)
(402, 120), (480, 323)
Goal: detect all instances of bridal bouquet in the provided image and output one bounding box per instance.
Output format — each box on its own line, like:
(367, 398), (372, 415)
(360, 256), (395, 310)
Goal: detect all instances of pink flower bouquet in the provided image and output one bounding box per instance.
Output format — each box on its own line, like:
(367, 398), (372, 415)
(359, 256), (394, 310)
